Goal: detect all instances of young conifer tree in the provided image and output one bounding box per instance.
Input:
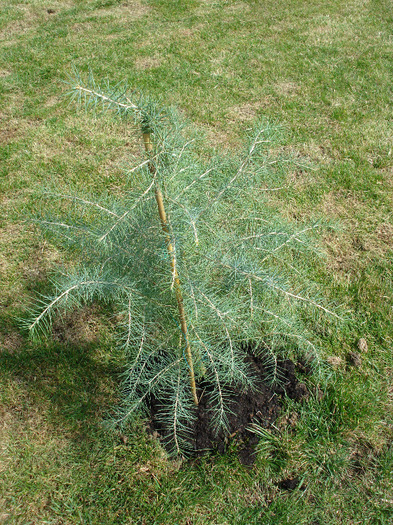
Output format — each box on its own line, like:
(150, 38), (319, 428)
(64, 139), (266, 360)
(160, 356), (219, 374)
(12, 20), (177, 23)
(28, 72), (339, 455)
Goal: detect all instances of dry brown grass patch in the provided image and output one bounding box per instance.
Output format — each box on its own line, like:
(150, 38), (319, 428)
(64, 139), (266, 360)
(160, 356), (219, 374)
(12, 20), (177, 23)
(228, 102), (261, 123)
(0, 332), (24, 354)
(0, 223), (25, 271)
(323, 201), (393, 279)
(274, 81), (299, 97)
(135, 55), (162, 70)
(93, 0), (150, 20)
(225, 1), (251, 14)
(0, 4), (44, 40)
(376, 222), (393, 247)
(51, 305), (103, 346)
(0, 123), (19, 144)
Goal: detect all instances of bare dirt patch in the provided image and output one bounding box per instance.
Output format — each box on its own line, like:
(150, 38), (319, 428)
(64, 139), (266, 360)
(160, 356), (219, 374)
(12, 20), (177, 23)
(148, 354), (310, 465)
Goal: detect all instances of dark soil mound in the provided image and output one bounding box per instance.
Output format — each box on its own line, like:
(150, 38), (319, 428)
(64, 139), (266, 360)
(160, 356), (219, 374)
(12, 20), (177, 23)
(148, 355), (310, 465)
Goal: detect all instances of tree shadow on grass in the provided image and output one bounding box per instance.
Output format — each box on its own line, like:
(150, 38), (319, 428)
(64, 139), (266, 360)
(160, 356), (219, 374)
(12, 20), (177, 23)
(0, 315), (123, 442)
(0, 323), (167, 523)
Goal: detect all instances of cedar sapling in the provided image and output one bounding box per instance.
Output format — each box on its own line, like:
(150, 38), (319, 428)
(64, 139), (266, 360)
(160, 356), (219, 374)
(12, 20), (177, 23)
(27, 71), (340, 456)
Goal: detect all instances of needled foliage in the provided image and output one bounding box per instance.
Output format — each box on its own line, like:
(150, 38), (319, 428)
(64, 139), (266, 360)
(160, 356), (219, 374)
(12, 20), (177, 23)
(27, 72), (339, 456)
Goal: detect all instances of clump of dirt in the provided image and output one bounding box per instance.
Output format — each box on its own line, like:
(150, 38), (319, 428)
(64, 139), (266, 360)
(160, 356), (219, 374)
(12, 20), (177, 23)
(278, 476), (305, 491)
(148, 354), (310, 465)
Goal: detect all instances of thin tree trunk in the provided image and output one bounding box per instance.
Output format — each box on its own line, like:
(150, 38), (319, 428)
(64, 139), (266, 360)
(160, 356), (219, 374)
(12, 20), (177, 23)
(143, 133), (198, 406)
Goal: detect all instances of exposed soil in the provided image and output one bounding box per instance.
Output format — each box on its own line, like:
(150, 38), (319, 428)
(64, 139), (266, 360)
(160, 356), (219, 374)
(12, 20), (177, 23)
(278, 476), (303, 491)
(148, 354), (310, 465)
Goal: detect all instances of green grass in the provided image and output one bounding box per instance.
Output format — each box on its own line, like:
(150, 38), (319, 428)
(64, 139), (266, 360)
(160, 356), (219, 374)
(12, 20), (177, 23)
(1, 0), (392, 523)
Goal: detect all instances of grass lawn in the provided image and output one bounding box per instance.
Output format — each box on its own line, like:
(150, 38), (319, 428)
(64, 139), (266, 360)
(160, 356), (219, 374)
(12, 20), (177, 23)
(1, 0), (392, 523)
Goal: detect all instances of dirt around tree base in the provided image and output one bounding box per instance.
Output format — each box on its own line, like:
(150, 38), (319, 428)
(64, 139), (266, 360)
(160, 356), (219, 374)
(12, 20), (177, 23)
(148, 355), (310, 465)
